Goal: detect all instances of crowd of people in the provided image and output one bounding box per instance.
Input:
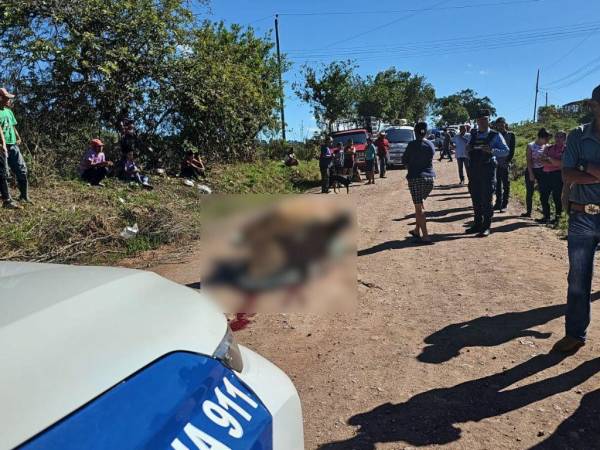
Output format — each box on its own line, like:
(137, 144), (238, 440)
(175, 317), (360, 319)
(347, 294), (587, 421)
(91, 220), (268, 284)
(317, 83), (600, 354)
(0, 87), (218, 208)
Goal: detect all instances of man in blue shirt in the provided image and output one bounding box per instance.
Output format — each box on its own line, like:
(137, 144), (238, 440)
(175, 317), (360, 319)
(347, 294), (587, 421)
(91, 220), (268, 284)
(466, 109), (509, 237)
(452, 125), (471, 184)
(553, 84), (600, 353)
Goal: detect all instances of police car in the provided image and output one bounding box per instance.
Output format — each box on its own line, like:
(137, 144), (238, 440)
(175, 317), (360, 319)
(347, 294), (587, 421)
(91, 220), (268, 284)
(0, 262), (303, 450)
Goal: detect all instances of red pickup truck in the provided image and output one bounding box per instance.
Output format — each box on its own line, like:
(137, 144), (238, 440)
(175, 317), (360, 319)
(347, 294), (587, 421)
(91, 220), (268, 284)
(330, 129), (370, 171)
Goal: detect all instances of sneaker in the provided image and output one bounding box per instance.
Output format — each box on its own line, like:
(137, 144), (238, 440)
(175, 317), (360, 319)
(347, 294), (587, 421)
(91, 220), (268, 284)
(465, 225), (482, 235)
(520, 212), (532, 218)
(535, 218), (551, 225)
(552, 336), (585, 354)
(493, 204), (502, 211)
(2, 200), (21, 209)
(19, 198), (33, 205)
(478, 229), (491, 238)
(142, 183), (154, 191)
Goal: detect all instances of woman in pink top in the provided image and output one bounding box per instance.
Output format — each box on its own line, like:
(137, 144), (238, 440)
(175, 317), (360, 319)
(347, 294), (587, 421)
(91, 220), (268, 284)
(539, 131), (567, 224)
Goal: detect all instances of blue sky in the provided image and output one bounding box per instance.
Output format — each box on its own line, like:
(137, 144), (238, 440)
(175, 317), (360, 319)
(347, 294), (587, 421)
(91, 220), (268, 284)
(196, 0), (600, 140)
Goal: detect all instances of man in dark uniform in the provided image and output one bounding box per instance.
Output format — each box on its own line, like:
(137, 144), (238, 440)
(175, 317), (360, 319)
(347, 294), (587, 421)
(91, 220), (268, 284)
(466, 110), (509, 237)
(494, 117), (516, 213)
(319, 137), (333, 194)
(553, 84), (600, 353)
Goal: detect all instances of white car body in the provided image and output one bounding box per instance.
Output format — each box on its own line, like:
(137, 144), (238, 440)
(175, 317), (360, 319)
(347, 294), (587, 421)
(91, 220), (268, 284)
(0, 262), (303, 450)
(384, 126), (416, 168)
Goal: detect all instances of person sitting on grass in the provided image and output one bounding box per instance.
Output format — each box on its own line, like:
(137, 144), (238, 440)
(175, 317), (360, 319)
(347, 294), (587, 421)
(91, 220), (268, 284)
(284, 148), (299, 167)
(79, 139), (113, 186)
(120, 150), (153, 190)
(181, 150), (206, 180)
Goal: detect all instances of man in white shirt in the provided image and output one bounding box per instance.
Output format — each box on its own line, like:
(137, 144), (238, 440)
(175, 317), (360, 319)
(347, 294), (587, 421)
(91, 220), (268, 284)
(452, 125), (471, 184)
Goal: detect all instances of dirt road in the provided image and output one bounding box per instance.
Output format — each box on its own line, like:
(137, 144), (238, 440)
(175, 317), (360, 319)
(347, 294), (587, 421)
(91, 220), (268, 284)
(146, 160), (600, 449)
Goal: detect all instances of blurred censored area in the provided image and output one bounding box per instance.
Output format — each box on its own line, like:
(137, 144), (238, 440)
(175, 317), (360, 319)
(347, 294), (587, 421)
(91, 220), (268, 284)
(200, 195), (357, 314)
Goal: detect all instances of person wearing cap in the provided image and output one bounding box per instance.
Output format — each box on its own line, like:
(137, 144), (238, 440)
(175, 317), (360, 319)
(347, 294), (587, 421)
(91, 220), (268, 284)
(552, 84), (600, 354)
(79, 139), (113, 186)
(466, 109), (509, 237)
(375, 132), (390, 178)
(0, 87), (30, 208)
(493, 117), (516, 213)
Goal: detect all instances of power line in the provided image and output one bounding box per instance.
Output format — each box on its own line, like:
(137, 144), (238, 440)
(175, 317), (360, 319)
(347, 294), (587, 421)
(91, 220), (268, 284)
(288, 23), (600, 64)
(286, 20), (600, 56)
(277, 0), (543, 17)
(542, 54), (600, 88)
(541, 26), (600, 72)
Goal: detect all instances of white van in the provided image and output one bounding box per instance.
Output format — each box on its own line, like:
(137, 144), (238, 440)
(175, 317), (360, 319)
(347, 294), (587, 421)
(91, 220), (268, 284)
(384, 126), (416, 168)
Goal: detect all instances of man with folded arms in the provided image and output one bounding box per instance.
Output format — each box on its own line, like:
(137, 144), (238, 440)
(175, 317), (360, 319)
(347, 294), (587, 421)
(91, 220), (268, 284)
(554, 84), (600, 353)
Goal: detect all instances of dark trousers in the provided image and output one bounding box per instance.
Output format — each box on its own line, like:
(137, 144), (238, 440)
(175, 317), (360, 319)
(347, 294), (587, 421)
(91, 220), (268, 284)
(0, 144), (29, 202)
(457, 157), (469, 183)
(378, 154), (387, 177)
(469, 162), (496, 229)
(525, 168), (544, 215)
(495, 164), (511, 209)
(439, 147), (453, 161)
(539, 170), (563, 220)
(182, 166), (206, 180)
(0, 150), (11, 202)
(320, 164), (331, 193)
(566, 212), (600, 341)
(81, 167), (108, 185)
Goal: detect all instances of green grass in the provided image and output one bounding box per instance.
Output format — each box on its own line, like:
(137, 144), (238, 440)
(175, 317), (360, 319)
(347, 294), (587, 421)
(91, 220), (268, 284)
(0, 159), (321, 264)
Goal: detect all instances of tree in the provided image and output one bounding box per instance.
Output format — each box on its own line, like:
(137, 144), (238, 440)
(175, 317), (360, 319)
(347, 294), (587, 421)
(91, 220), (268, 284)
(0, 0), (285, 167)
(434, 89), (496, 125)
(435, 104), (470, 127)
(294, 61), (358, 132)
(164, 22), (283, 161)
(355, 69), (435, 127)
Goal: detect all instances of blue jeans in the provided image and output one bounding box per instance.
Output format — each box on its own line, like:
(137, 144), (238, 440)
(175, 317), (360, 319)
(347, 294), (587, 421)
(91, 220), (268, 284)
(566, 212), (600, 341)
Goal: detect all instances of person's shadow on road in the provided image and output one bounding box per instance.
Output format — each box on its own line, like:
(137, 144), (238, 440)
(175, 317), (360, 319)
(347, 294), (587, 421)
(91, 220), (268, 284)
(531, 388), (600, 449)
(418, 294), (600, 364)
(318, 354), (600, 450)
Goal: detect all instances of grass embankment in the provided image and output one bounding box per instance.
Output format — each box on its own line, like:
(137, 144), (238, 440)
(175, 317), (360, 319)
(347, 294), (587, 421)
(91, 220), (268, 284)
(510, 118), (579, 231)
(0, 160), (320, 264)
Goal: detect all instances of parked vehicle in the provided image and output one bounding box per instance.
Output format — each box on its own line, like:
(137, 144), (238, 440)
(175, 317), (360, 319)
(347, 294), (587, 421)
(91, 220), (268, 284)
(1, 262), (304, 450)
(384, 126), (416, 169)
(331, 129), (369, 171)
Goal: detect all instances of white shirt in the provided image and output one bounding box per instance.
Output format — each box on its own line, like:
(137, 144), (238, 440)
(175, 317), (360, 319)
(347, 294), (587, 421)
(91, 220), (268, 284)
(452, 133), (471, 159)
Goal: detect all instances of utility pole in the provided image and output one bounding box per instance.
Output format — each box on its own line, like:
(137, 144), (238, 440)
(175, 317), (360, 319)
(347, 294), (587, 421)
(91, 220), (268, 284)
(546, 91), (548, 107)
(533, 69), (540, 122)
(275, 14), (286, 141)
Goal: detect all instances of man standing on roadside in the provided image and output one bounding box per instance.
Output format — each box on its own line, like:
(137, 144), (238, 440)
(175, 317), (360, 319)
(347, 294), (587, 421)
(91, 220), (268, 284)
(494, 117), (516, 213)
(375, 132), (389, 179)
(553, 84), (600, 354)
(439, 129), (454, 162)
(453, 125), (471, 184)
(319, 137), (333, 194)
(466, 110), (509, 237)
(0, 88), (29, 208)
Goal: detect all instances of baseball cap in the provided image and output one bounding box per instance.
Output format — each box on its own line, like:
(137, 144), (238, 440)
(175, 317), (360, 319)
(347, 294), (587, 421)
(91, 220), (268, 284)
(592, 84), (600, 102)
(90, 139), (104, 148)
(476, 109), (491, 119)
(0, 88), (15, 99)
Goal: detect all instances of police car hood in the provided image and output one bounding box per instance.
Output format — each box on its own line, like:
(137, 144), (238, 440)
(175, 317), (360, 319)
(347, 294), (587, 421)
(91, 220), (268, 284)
(0, 262), (227, 449)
